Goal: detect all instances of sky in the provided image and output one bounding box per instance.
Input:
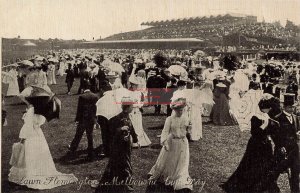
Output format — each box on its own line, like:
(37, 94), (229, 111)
(1, 0), (300, 40)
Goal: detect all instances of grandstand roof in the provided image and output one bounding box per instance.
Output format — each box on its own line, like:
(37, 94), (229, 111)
(84, 38), (204, 44)
(142, 13), (255, 26)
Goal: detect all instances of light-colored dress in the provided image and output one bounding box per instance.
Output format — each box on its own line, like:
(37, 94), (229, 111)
(6, 69), (20, 96)
(129, 90), (151, 147)
(57, 62), (65, 76)
(199, 83), (214, 117)
(188, 89), (203, 140)
(229, 82), (243, 118)
(148, 115), (193, 191)
(47, 64), (56, 85)
(236, 89), (264, 131)
(8, 107), (78, 189)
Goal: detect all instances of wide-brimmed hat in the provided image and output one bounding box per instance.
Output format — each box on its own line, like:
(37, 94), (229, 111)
(106, 71), (118, 79)
(170, 98), (187, 110)
(34, 56), (44, 61)
(129, 75), (142, 85)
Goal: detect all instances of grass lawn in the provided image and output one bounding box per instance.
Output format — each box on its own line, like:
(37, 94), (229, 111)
(1, 75), (291, 193)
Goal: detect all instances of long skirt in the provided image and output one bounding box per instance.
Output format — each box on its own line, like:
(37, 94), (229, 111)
(8, 116), (77, 189)
(148, 137), (193, 191)
(129, 108), (151, 147)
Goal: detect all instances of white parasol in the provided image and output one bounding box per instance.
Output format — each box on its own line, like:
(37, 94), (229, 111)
(19, 60), (34, 67)
(96, 88), (131, 119)
(168, 65), (187, 76)
(108, 62), (125, 74)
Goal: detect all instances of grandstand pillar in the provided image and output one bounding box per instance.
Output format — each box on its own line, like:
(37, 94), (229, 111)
(242, 55), (245, 60)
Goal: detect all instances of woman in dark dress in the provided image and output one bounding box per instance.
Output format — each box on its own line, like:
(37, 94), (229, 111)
(220, 96), (280, 193)
(96, 97), (138, 193)
(211, 83), (237, 126)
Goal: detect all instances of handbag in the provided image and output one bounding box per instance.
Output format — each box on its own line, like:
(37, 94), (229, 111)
(9, 142), (26, 168)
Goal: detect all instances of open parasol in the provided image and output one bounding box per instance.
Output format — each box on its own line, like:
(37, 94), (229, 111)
(19, 60), (34, 67)
(107, 62), (125, 74)
(96, 88), (131, 119)
(168, 65), (187, 76)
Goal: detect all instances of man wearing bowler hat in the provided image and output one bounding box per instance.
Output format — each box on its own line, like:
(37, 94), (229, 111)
(269, 100), (300, 193)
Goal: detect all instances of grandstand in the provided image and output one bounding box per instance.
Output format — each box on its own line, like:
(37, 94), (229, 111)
(103, 13), (300, 48)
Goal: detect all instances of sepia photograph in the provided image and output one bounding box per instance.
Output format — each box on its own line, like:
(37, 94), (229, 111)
(1, 0), (300, 192)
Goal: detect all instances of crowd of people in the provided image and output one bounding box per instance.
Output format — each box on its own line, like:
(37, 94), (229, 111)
(2, 48), (300, 192)
(105, 21), (299, 45)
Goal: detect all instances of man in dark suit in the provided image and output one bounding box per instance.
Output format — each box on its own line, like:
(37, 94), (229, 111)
(269, 102), (300, 193)
(65, 63), (75, 95)
(69, 80), (99, 160)
(286, 80), (298, 100)
(77, 68), (89, 95)
(146, 69), (167, 114)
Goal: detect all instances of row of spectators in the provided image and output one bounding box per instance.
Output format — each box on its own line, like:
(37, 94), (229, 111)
(105, 21), (300, 43)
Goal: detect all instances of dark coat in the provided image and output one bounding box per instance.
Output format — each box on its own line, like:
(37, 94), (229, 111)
(75, 90), (98, 125)
(65, 69), (75, 83)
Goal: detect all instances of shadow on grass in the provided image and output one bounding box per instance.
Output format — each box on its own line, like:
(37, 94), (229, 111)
(2, 179), (39, 193)
(143, 114), (159, 117)
(57, 149), (105, 165)
(150, 143), (162, 149)
(147, 125), (164, 130)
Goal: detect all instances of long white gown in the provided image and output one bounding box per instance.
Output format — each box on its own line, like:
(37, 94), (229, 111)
(229, 82), (242, 117)
(188, 89), (203, 140)
(57, 62), (65, 76)
(6, 69), (20, 96)
(8, 107), (78, 189)
(129, 90), (151, 147)
(199, 83), (214, 117)
(47, 64), (57, 85)
(148, 115), (193, 191)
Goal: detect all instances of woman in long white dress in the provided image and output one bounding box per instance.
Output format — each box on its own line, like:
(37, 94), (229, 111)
(128, 76), (151, 147)
(47, 62), (57, 85)
(8, 93), (77, 189)
(199, 81), (214, 118)
(148, 98), (193, 191)
(6, 67), (20, 96)
(188, 84), (203, 140)
(57, 60), (66, 76)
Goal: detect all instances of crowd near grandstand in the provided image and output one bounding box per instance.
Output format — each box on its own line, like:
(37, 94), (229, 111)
(104, 13), (300, 48)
